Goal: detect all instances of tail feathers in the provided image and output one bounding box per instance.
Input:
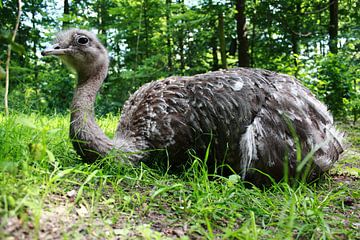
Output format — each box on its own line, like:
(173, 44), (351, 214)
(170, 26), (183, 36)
(315, 125), (345, 171)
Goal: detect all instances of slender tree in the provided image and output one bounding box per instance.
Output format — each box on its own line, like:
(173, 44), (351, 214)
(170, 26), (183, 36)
(235, 0), (250, 67)
(177, 0), (185, 70)
(290, 2), (301, 76)
(4, 0), (22, 116)
(249, 0), (256, 66)
(218, 12), (227, 69)
(143, 0), (150, 58)
(166, 0), (173, 71)
(211, 28), (219, 71)
(329, 0), (338, 54)
(31, 4), (38, 82)
(63, 0), (69, 28)
(95, 0), (110, 47)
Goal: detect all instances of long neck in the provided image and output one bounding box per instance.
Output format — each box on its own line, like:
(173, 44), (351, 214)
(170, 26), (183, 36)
(69, 63), (114, 162)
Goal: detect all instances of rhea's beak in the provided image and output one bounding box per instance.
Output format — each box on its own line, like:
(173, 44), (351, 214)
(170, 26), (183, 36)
(41, 44), (68, 56)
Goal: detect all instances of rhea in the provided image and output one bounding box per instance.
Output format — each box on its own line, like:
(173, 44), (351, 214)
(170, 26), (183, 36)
(42, 29), (343, 184)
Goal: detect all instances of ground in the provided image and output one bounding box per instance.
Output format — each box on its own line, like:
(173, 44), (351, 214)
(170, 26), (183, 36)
(0, 114), (359, 239)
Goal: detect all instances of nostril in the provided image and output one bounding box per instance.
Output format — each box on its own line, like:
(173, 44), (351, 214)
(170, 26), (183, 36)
(54, 46), (60, 49)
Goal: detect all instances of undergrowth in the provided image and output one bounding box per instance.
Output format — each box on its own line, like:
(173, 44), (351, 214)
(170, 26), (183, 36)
(0, 112), (359, 239)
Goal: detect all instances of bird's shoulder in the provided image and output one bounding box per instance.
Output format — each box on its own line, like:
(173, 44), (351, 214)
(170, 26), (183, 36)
(120, 68), (270, 120)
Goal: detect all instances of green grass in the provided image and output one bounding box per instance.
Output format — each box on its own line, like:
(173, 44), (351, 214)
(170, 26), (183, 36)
(0, 112), (359, 239)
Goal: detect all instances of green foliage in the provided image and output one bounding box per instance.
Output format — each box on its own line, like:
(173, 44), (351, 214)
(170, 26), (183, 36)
(0, 32), (25, 54)
(315, 53), (353, 118)
(301, 46), (360, 121)
(0, 0), (359, 119)
(0, 66), (5, 80)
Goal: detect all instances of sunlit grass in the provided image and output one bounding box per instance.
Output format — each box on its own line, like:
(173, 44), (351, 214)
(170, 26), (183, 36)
(0, 112), (359, 239)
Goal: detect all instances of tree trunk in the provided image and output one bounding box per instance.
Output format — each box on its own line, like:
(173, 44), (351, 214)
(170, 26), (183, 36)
(143, 0), (149, 58)
(166, 0), (173, 72)
(63, 0), (70, 28)
(207, 0), (219, 70)
(31, 9), (38, 82)
(211, 32), (219, 71)
(4, 0), (22, 116)
(291, 2), (301, 77)
(291, 31), (299, 76)
(97, 0), (107, 47)
(249, 0), (257, 66)
(179, 35), (185, 71)
(235, 0), (250, 67)
(329, 0), (338, 54)
(218, 12), (227, 69)
(317, 4), (325, 56)
(177, 0), (185, 71)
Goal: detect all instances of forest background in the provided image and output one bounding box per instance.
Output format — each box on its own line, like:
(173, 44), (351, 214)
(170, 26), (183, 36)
(0, 0), (359, 122)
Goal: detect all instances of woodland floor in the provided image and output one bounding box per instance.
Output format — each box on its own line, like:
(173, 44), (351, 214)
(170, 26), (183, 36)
(0, 114), (359, 240)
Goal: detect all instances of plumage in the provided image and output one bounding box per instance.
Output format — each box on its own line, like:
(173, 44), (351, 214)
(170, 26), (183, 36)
(42, 29), (343, 184)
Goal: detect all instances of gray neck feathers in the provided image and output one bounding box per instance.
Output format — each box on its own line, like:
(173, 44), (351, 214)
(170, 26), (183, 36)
(69, 62), (114, 161)
(69, 59), (143, 163)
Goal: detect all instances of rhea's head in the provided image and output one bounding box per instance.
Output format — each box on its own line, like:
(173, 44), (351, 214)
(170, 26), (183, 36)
(42, 29), (109, 77)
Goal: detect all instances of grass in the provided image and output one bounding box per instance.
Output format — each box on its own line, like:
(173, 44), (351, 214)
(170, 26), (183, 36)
(0, 112), (359, 239)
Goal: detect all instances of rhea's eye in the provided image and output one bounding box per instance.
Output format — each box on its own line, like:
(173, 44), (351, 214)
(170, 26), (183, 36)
(77, 36), (89, 45)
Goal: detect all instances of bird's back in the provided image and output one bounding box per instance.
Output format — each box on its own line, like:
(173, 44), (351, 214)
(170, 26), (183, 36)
(116, 68), (343, 183)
